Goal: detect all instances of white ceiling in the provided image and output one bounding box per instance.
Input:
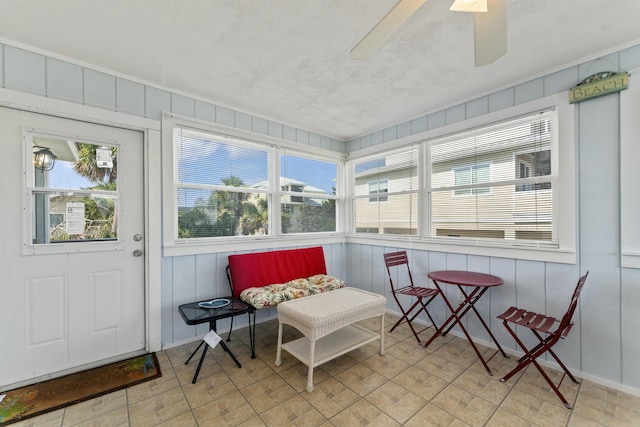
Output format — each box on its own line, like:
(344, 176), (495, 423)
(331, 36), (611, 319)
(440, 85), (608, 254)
(1, 0), (639, 141)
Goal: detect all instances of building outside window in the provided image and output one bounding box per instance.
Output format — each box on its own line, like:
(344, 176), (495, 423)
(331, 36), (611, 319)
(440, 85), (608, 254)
(279, 152), (337, 233)
(350, 111), (556, 245)
(354, 148), (418, 235)
(431, 113), (553, 242)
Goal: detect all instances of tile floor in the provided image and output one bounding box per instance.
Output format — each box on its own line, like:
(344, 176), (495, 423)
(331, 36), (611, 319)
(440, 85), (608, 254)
(10, 313), (640, 426)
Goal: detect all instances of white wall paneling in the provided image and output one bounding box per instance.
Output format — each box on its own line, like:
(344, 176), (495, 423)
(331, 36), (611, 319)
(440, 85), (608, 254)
(83, 69), (116, 110)
(4, 46), (46, 95)
(46, 58), (83, 103)
(578, 92), (622, 384)
(621, 72), (640, 267)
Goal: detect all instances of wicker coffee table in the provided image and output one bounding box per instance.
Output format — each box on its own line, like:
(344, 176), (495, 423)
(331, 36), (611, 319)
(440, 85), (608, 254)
(275, 287), (386, 392)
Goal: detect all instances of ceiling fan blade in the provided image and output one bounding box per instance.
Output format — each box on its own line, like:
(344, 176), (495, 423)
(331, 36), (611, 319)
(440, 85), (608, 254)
(473, 0), (507, 66)
(350, 0), (428, 59)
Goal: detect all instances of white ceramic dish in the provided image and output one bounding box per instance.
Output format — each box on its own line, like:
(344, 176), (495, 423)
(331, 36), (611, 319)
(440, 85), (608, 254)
(198, 298), (230, 309)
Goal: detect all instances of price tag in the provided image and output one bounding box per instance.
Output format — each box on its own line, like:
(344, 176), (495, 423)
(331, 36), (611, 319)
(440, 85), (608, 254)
(203, 330), (221, 348)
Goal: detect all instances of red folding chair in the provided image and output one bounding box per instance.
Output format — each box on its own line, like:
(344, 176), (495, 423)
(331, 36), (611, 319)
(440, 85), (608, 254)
(384, 251), (440, 344)
(496, 271), (588, 409)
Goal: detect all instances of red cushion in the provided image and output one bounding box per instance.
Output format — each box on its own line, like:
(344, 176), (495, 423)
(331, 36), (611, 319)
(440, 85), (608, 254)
(228, 246), (327, 299)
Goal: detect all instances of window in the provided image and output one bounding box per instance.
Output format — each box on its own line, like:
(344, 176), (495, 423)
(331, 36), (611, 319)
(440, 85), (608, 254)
(453, 163), (490, 196)
(354, 148), (418, 235)
(164, 119), (342, 250)
(174, 128), (270, 238)
(430, 113), (554, 243)
(28, 134), (119, 245)
(515, 150), (551, 192)
(368, 179), (388, 202)
(279, 152), (338, 233)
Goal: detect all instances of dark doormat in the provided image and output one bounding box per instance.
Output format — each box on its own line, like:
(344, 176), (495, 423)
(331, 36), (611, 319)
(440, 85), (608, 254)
(0, 353), (161, 425)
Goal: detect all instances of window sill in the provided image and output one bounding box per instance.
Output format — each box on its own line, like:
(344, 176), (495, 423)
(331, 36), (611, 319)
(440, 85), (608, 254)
(162, 234), (346, 257)
(346, 234), (576, 264)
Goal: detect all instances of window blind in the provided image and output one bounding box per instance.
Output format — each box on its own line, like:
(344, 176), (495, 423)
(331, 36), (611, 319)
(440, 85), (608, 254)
(354, 147), (418, 235)
(429, 112), (554, 244)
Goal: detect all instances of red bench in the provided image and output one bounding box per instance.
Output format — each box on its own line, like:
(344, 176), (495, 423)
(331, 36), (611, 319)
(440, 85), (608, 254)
(226, 246), (346, 357)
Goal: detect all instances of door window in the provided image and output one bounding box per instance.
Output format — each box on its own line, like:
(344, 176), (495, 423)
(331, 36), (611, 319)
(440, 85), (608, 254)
(27, 133), (119, 247)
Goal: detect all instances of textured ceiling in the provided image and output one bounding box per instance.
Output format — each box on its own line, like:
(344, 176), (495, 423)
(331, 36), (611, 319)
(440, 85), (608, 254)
(0, 0), (639, 140)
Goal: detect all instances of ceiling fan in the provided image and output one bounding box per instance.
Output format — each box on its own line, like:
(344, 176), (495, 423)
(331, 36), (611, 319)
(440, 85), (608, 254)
(350, 0), (508, 66)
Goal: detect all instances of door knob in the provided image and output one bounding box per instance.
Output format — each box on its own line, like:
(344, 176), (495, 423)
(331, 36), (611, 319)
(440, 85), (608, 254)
(133, 249), (143, 257)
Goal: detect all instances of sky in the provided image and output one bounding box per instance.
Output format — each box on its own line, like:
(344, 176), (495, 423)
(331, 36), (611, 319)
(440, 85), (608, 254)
(46, 135), (338, 196)
(49, 159), (99, 190)
(180, 135), (337, 195)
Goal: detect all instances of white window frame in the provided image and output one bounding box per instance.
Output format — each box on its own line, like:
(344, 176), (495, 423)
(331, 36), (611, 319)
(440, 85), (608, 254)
(347, 93), (575, 264)
(278, 149), (340, 235)
(161, 114), (345, 256)
(22, 128), (124, 256)
(352, 146), (420, 237)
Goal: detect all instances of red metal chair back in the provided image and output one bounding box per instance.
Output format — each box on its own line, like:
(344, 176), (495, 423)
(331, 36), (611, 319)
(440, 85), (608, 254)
(383, 251), (415, 292)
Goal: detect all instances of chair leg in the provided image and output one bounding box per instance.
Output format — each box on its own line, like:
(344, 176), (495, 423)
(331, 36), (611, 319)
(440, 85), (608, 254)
(500, 323), (537, 381)
(500, 323), (575, 409)
(248, 309), (256, 359)
(531, 330), (580, 385)
(420, 295), (439, 330)
(528, 357), (574, 409)
(390, 296), (429, 344)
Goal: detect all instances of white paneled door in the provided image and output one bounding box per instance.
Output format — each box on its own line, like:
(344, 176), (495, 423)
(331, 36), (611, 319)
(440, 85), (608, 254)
(0, 107), (145, 388)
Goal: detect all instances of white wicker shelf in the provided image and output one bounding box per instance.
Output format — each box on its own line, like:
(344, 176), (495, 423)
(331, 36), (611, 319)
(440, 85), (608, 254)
(281, 324), (379, 368)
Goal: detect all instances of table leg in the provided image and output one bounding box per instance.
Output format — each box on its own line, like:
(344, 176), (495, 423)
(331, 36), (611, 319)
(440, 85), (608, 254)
(191, 343), (209, 384)
(185, 340), (205, 365)
(275, 322), (283, 366)
(218, 339), (242, 368)
(307, 340), (316, 393)
(423, 281), (452, 348)
(424, 282), (498, 375)
(209, 319), (242, 369)
(379, 314), (385, 355)
(187, 319), (243, 384)
(463, 289), (508, 358)
(440, 286), (484, 337)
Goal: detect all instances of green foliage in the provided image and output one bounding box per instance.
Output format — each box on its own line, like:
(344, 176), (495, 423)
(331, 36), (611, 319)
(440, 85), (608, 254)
(297, 187), (336, 232)
(178, 176), (268, 238)
(73, 144), (117, 184)
(298, 199), (336, 232)
(49, 145), (119, 241)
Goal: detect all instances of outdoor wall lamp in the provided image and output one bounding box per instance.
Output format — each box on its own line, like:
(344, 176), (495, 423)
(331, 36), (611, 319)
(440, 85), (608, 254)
(33, 146), (57, 171)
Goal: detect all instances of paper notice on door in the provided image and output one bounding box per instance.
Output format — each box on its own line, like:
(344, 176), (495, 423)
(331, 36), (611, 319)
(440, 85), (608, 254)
(203, 330), (222, 348)
(66, 202), (85, 235)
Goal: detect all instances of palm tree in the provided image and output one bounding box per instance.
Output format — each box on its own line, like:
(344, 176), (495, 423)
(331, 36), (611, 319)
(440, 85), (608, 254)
(73, 144), (117, 183)
(72, 143), (118, 238)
